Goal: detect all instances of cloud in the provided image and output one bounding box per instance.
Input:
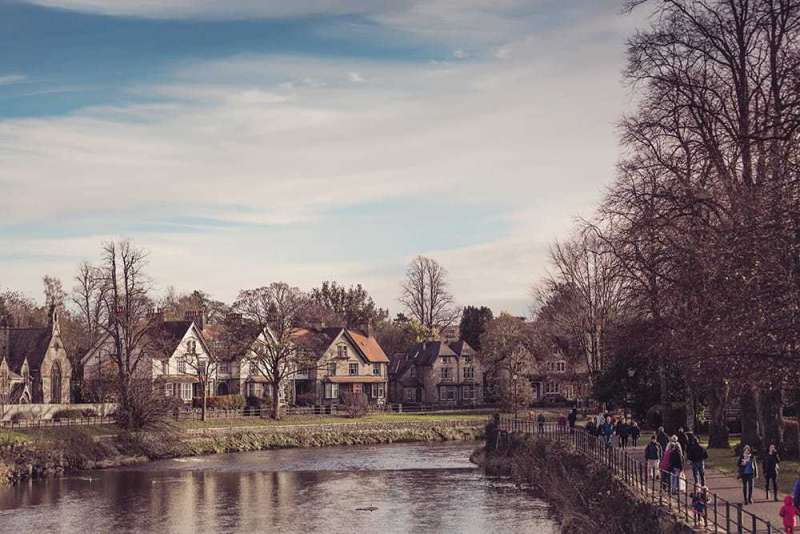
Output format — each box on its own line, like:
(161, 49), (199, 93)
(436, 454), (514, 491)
(2, 1), (641, 314)
(0, 74), (26, 85)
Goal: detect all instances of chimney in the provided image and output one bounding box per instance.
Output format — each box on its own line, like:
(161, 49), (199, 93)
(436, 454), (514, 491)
(358, 321), (373, 337)
(184, 309), (205, 331)
(147, 307), (165, 324)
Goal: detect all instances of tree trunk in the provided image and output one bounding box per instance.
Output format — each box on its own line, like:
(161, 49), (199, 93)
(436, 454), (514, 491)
(740, 385), (762, 450)
(758, 387), (784, 452)
(271, 382), (281, 420)
(685, 384), (695, 433)
(708, 381), (730, 449)
(201, 380), (207, 422)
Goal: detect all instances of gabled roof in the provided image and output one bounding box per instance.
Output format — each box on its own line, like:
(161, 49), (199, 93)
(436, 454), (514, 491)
(3, 327), (52, 373)
(450, 340), (477, 357)
(345, 329), (390, 364)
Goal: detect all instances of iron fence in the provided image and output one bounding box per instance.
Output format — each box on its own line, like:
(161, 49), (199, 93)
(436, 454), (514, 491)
(498, 416), (778, 534)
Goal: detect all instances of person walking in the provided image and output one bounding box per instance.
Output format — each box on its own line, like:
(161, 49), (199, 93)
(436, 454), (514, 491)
(568, 408), (578, 431)
(656, 426), (669, 452)
(600, 416), (615, 449)
(660, 442), (674, 492)
(618, 419), (631, 450)
(780, 495), (797, 534)
(585, 417), (597, 436)
(631, 421), (641, 447)
(686, 433), (708, 486)
(690, 484), (708, 528)
(669, 438), (685, 494)
(676, 427), (688, 454)
(738, 444), (758, 505)
(763, 444), (781, 502)
(645, 434), (663, 480)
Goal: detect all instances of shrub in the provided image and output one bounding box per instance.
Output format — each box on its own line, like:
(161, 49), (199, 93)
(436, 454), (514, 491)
(784, 419), (799, 458)
(341, 391), (369, 418)
(9, 412), (32, 423)
(52, 409), (86, 421)
(295, 392), (317, 407)
(80, 408), (98, 418)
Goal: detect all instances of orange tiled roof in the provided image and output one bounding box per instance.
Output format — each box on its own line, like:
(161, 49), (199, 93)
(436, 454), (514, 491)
(346, 329), (390, 363)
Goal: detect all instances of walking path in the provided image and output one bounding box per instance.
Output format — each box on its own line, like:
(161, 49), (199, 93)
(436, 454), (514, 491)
(626, 443), (786, 530)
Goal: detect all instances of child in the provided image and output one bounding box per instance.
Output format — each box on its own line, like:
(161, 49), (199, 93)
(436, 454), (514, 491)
(780, 495), (797, 534)
(690, 484), (708, 527)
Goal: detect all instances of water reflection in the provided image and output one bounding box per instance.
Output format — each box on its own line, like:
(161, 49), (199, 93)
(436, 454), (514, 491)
(0, 442), (558, 534)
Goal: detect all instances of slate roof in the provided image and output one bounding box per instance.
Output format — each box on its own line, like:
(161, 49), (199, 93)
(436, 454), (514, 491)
(2, 327), (52, 373)
(449, 340), (477, 357)
(147, 320), (193, 359)
(391, 340), (465, 380)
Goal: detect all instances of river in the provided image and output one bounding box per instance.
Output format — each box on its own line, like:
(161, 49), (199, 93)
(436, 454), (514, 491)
(0, 441), (558, 533)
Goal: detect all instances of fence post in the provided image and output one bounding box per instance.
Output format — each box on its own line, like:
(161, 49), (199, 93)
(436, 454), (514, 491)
(736, 504), (742, 534)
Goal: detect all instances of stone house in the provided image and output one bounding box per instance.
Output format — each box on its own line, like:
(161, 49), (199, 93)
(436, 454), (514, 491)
(529, 350), (590, 404)
(0, 307), (72, 404)
(389, 340), (483, 406)
(81, 311), (217, 404)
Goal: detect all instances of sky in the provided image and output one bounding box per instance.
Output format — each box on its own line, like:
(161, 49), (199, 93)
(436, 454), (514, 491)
(0, 0), (646, 317)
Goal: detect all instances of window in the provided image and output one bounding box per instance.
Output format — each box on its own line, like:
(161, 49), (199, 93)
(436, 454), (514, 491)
(463, 355), (472, 365)
(328, 362), (337, 376)
(219, 362), (230, 374)
(249, 362), (258, 376)
(349, 363), (359, 376)
(463, 385), (475, 400)
(442, 386), (457, 401)
(372, 383), (385, 398)
(324, 383), (339, 399)
(187, 340), (197, 353)
(404, 388), (417, 402)
(545, 382), (560, 394)
(372, 364), (381, 376)
(440, 367), (450, 379)
(177, 358), (187, 374)
(409, 367), (416, 378)
(463, 367), (475, 379)
(557, 361), (566, 373)
(161, 360), (169, 375)
(164, 383), (173, 396)
(337, 345), (348, 358)
(180, 383), (192, 400)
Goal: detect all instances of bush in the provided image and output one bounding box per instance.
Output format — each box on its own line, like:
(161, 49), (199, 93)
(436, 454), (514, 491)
(9, 412), (32, 423)
(341, 392), (369, 418)
(295, 392), (317, 407)
(784, 419), (799, 458)
(80, 408), (98, 418)
(52, 409), (86, 421)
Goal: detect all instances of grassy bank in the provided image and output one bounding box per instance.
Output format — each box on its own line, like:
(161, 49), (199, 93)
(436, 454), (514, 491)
(1, 414), (485, 485)
(480, 434), (692, 534)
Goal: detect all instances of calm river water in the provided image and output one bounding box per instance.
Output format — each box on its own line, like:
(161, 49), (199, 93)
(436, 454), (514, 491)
(0, 441), (558, 534)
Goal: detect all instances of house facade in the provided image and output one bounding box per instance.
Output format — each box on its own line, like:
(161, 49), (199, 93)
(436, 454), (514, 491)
(529, 351), (590, 404)
(0, 307), (72, 404)
(389, 340), (483, 406)
(82, 312), (217, 404)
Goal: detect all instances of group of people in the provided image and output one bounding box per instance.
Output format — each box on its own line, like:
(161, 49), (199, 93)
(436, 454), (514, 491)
(584, 412), (641, 449)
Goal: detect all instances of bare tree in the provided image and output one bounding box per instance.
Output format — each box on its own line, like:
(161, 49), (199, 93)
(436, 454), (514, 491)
(233, 283), (317, 420)
(480, 313), (535, 414)
(174, 339), (218, 422)
(543, 230), (625, 385)
(42, 275), (66, 309)
(399, 256), (459, 334)
(89, 241), (163, 429)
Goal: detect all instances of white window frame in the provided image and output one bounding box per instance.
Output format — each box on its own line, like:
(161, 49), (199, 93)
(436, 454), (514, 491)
(324, 383), (339, 399)
(348, 363), (359, 376)
(463, 366), (474, 379)
(372, 363), (381, 376)
(177, 357), (187, 374)
(404, 388), (416, 402)
(463, 385), (475, 400)
(337, 345), (348, 358)
(180, 383), (192, 400)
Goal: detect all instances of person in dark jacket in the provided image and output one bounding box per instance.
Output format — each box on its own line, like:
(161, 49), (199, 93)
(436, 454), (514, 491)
(618, 419), (631, 449)
(686, 433), (708, 486)
(600, 416), (615, 448)
(738, 444), (758, 505)
(676, 427), (689, 454)
(657, 426), (669, 451)
(763, 444), (781, 502)
(668, 440), (684, 494)
(631, 421), (641, 447)
(567, 408), (578, 430)
(645, 434), (663, 479)
(585, 418), (597, 436)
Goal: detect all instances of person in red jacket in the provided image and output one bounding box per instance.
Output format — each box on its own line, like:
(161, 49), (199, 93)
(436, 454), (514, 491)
(779, 495), (797, 534)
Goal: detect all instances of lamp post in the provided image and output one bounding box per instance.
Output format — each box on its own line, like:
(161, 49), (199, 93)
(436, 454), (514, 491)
(512, 373), (518, 418)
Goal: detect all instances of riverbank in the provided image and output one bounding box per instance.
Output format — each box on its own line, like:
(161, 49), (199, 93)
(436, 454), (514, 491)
(476, 433), (693, 534)
(0, 416), (485, 485)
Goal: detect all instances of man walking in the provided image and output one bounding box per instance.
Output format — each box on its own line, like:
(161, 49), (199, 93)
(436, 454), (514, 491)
(645, 434), (663, 480)
(686, 433), (707, 486)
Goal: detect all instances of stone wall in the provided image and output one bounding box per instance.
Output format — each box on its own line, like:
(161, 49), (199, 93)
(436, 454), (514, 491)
(0, 402), (117, 421)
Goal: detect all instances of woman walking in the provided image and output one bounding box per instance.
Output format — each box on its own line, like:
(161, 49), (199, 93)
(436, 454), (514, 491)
(631, 421), (641, 447)
(669, 438), (685, 495)
(763, 444), (781, 502)
(738, 444), (758, 505)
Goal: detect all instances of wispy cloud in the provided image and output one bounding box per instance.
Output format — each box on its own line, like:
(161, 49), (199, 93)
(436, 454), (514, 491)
(0, 74), (26, 86)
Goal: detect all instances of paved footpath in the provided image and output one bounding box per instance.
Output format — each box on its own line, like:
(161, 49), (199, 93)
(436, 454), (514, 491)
(626, 444), (786, 531)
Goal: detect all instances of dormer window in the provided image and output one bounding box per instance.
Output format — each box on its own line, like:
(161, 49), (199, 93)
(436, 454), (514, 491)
(187, 340), (197, 354)
(337, 345), (348, 359)
(410, 367), (416, 378)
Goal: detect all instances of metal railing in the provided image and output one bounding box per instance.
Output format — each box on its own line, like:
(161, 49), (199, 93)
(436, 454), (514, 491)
(498, 416), (777, 534)
(0, 416), (116, 429)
